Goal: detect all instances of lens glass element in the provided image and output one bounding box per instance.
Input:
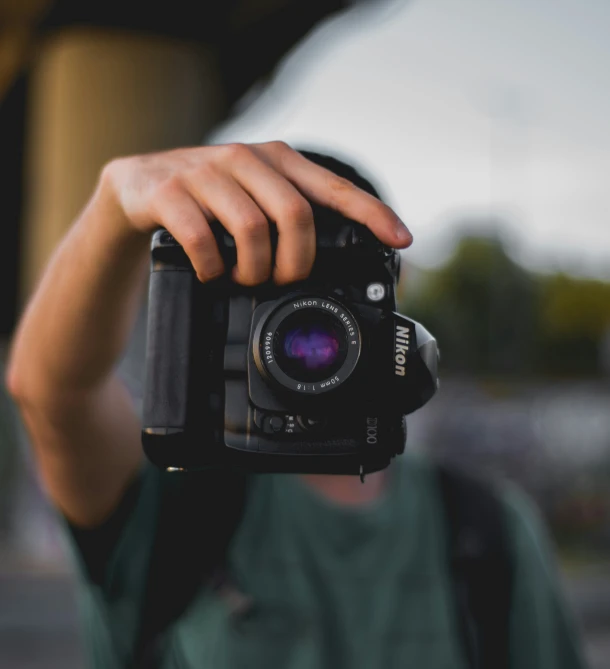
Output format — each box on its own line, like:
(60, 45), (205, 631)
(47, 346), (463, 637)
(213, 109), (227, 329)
(273, 310), (348, 383)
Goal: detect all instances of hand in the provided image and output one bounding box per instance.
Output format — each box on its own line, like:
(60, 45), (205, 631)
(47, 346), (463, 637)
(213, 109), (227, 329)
(102, 141), (413, 285)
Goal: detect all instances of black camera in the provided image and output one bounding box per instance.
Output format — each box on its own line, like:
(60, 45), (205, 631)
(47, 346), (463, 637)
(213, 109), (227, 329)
(142, 212), (438, 475)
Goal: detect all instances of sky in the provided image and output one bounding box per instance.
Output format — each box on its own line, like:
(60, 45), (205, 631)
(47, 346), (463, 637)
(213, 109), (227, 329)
(211, 0), (610, 279)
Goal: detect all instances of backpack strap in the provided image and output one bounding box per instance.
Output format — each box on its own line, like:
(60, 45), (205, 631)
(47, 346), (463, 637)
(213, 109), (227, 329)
(133, 467), (249, 668)
(435, 463), (514, 669)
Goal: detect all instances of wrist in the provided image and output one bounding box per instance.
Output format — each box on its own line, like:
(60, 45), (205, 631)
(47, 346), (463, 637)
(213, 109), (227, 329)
(84, 165), (151, 257)
(94, 164), (139, 237)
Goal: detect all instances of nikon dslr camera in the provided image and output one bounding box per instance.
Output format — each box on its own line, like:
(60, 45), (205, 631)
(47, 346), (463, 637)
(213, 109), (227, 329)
(142, 209), (438, 475)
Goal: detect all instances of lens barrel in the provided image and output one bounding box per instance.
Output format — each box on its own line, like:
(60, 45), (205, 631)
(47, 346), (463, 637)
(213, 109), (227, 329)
(253, 296), (361, 394)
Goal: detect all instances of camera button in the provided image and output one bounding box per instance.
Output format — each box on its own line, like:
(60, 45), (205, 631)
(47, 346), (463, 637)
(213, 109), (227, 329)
(297, 416), (326, 431)
(269, 416), (284, 432)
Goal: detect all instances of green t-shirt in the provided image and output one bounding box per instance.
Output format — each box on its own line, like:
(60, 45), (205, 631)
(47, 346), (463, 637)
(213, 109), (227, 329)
(64, 454), (585, 669)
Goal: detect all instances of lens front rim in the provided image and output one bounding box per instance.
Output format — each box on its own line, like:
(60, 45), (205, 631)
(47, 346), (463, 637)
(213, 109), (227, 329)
(254, 296), (361, 394)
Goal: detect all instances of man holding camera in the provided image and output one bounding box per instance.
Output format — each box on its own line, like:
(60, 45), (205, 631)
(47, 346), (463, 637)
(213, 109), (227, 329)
(7, 141), (585, 668)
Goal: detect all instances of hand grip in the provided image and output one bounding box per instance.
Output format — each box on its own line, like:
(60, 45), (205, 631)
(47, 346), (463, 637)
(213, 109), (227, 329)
(142, 269), (193, 431)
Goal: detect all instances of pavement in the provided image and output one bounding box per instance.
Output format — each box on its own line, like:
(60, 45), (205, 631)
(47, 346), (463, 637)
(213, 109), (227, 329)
(0, 570), (84, 669)
(563, 566), (610, 669)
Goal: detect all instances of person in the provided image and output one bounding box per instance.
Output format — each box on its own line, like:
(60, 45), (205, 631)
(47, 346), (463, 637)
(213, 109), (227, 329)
(6, 141), (585, 669)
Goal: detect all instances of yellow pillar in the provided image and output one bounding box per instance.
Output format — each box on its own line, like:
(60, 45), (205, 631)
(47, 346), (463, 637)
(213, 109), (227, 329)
(20, 29), (226, 300)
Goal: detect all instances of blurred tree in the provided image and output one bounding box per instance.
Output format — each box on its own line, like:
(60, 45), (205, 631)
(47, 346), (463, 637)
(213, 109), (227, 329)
(401, 226), (536, 376)
(400, 225), (610, 377)
(537, 274), (610, 376)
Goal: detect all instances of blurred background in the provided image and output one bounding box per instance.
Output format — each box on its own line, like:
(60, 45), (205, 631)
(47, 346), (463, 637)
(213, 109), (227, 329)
(0, 0), (609, 667)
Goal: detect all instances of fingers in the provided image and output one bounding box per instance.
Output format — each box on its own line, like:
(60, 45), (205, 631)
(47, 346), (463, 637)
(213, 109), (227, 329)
(229, 151), (315, 285)
(150, 181), (224, 283)
(254, 141), (413, 249)
(140, 141), (411, 288)
(184, 166), (272, 286)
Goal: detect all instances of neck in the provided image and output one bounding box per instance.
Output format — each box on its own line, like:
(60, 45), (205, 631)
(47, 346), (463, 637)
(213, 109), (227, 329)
(298, 469), (388, 506)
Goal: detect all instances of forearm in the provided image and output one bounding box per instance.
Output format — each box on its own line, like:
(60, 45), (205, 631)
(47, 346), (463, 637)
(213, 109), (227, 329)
(7, 170), (150, 405)
(4, 141), (411, 525)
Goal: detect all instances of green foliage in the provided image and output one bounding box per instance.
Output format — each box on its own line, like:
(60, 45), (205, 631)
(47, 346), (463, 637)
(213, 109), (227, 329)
(399, 231), (610, 377)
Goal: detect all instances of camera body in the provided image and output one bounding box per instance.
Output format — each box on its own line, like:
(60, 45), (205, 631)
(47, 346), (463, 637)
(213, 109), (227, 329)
(142, 212), (438, 475)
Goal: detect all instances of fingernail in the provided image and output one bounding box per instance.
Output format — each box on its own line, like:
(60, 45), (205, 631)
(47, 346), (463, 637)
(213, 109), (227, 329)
(395, 222), (413, 244)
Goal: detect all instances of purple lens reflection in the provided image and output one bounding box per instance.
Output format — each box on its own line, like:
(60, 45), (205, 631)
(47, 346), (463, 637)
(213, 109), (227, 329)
(273, 309), (349, 383)
(283, 326), (340, 371)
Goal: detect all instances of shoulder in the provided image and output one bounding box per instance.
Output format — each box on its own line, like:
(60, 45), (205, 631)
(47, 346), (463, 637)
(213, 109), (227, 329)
(407, 452), (547, 534)
(398, 451), (514, 516)
(399, 453), (551, 561)
(496, 480), (559, 575)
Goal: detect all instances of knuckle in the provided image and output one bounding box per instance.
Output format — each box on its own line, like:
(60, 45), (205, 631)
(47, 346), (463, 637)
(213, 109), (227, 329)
(267, 140), (291, 153)
(169, 212), (199, 237)
(326, 175), (356, 210)
(185, 161), (215, 184)
(182, 228), (213, 254)
(239, 215), (268, 239)
(329, 175), (355, 194)
(186, 162), (223, 192)
(154, 175), (183, 200)
(256, 141), (294, 171)
(219, 142), (251, 162)
(282, 197), (313, 226)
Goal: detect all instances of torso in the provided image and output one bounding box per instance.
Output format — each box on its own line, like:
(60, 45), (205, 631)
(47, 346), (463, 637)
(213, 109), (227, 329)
(165, 460), (467, 669)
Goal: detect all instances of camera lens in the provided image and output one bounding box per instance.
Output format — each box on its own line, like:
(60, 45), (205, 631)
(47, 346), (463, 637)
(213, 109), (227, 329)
(274, 310), (348, 383)
(254, 296), (361, 394)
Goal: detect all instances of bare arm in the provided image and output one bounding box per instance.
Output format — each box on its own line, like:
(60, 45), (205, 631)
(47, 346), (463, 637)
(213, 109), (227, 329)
(6, 180), (151, 526)
(6, 141), (412, 527)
